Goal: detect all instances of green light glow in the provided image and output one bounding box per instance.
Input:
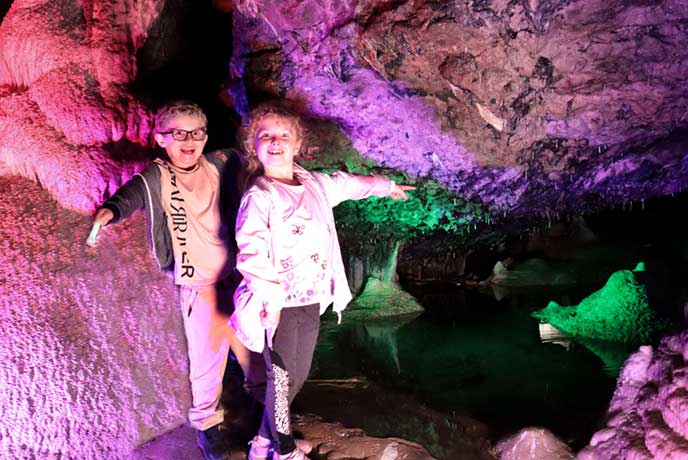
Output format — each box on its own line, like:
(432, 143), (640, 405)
(335, 179), (486, 242)
(298, 142), (488, 243)
(532, 263), (667, 343)
(346, 277), (424, 320)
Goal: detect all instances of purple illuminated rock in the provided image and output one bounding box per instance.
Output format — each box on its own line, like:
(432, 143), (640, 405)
(232, 0), (688, 216)
(578, 330), (688, 460)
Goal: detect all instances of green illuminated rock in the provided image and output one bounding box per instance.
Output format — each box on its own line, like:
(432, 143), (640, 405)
(346, 277), (424, 320)
(532, 263), (665, 343)
(335, 179), (486, 243)
(298, 133), (487, 243)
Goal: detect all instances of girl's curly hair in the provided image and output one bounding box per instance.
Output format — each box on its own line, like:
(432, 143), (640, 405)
(238, 101), (306, 193)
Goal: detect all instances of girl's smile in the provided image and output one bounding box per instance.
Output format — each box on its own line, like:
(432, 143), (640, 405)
(253, 114), (303, 178)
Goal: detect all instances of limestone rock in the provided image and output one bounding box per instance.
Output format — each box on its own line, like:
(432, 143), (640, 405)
(0, 92), (148, 212)
(495, 427), (575, 460)
(578, 330), (688, 460)
(531, 265), (667, 342)
(0, 176), (190, 460)
(346, 278), (424, 319)
(232, 0), (688, 217)
(294, 414), (437, 460)
(0, 0), (159, 213)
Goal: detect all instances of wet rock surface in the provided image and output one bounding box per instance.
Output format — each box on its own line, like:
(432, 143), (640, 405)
(295, 379), (495, 460)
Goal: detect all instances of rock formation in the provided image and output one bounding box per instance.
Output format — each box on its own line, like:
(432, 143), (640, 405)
(578, 330), (688, 460)
(532, 263), (669, 342)
(0, 0), (158, 212)
(0, 176), (190, 460)
(496, 427), (575, 460)
(231, 0), (688, 219)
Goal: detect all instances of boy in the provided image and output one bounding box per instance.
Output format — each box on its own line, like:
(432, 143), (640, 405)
(93, 100), (248, 460)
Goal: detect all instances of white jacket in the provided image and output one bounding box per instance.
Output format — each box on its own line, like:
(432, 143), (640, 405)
(230, 164), (393, 352)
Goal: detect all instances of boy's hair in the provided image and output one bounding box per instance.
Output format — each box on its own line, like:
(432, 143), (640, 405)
(154, 100), (208, 133)
(238, 101), (306, 193)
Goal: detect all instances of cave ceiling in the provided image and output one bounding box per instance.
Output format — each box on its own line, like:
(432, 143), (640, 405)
(1, 0), (687, 225)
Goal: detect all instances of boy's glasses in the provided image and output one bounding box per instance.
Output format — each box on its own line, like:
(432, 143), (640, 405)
(159, 128), (207, 141)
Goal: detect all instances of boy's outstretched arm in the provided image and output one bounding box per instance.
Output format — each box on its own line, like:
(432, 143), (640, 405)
(86, 173), (152, 247)
(94, 174), (151, 226)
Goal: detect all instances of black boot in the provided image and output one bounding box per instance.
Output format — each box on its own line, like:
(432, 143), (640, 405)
(197, 425), (230, 460)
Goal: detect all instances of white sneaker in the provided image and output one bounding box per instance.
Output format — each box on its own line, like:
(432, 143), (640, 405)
(247, 435), (272, 460)
(294, 439), (312, 455)
(273, 448), (307, 460)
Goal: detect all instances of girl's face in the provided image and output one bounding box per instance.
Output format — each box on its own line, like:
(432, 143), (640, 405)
(253, 115), (302, 171)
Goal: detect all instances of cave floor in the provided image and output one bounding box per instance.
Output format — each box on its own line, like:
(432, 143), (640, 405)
(135, 377), (495, 460)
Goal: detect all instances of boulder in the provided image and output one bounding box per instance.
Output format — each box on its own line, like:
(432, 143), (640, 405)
(495, 427), (575, 460)
(532, 264), (668, 342)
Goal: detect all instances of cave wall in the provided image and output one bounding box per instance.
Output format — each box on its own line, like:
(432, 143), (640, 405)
(2, 1), (688, 459)
(0, 0), (159, 212)
(578, 330), (688, 460)
(0, 177), (190, 460)
(231, 0), (688, 219)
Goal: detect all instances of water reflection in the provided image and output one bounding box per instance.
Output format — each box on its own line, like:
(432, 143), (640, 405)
(537, 322), (638, 376)
(538, 322), (574, 350)
(314, 283), (625, 445)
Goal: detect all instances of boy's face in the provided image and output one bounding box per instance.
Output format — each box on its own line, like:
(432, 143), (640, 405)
(253, 115), (302, 171)
(154, 114), (208, 169)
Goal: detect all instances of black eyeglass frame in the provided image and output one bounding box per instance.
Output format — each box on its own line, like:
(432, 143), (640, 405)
(158, 128), (208, 141)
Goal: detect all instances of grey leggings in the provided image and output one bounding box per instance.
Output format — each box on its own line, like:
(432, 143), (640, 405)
(258, 304), (320, 455)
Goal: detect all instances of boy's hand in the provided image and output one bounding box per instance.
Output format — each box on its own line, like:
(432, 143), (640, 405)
(94, 208), (114, 226)
(389, 183), (416, 200)
(87, 208), (113, 247)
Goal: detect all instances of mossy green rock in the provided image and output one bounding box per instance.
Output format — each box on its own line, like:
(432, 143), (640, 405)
(532, 265), (661, 343)
(346, 278), (424, 321)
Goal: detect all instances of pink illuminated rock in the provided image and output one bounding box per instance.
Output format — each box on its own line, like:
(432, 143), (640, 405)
(496, 427), (575, 460)
(578, 331), (688, 460)
(0, 176), (191, 460)
(27, 66), (151, 145)
(0, 0), (162, 213)
(0, 92), (147, 212)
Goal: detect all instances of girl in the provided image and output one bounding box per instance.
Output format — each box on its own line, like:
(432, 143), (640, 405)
(231, 102), (414, 460)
